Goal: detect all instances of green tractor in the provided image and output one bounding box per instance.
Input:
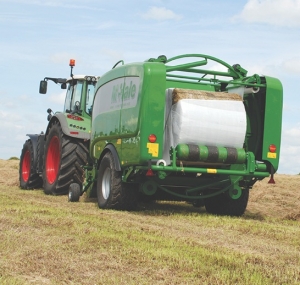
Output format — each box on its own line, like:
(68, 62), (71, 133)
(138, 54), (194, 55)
(19, 59), (97, 195)
(69, 53), (283, 216)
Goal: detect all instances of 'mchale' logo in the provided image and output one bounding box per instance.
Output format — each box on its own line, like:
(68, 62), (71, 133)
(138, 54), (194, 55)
(111, 81), (136, 103)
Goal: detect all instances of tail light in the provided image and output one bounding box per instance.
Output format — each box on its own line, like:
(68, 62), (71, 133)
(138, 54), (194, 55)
(269, 144), (276, 153)
(148, 134), (157, 143)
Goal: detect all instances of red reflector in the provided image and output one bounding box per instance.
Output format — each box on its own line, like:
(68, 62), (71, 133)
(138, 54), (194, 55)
(69, 59), (75, 67)
(268, 176), (275, 184)
(148, 134), (156, 143)
(70, 132), (79, 135)
(67, 114), (84, 121)
(146, 169), (155, 176)
(269, 144), (276, 153)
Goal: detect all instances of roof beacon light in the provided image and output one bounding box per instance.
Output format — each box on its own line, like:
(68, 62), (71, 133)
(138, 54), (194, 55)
(69, 59), (75, 67)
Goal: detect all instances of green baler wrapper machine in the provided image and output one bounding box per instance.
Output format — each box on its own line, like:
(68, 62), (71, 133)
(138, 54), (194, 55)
(85, 54), (282, 216)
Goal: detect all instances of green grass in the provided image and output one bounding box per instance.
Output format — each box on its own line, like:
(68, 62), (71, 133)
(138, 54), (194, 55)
(1, 183), (300, 285)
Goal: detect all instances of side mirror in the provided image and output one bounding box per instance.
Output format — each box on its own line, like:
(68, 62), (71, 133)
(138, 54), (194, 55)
(39, 80), (48, 94)
(61, 83), (67, 89)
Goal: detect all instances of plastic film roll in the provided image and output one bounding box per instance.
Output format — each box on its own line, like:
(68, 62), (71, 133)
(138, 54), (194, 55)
(176, 144), (246, 164)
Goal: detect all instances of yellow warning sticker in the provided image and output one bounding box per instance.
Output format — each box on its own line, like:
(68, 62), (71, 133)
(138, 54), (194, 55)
(147, 143), (159, 157)
(117, 139), (121, 144)
(207, 168), (217, 174)
(267, 152), (277, 159)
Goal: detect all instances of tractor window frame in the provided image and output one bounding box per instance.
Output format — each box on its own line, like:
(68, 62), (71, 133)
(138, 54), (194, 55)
(63, 80), (83, 113)
(85, 82), (96, 116)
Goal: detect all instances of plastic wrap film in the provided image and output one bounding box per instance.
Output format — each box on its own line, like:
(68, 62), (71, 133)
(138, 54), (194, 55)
(163, 88), (247, 164)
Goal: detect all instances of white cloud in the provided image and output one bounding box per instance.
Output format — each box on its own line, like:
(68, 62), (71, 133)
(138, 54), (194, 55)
(5, 0), (100, 10)
(233, 0), (300, 27)
(96, 21), (115, 30)
(285, 124), (300, 140)
(48, 91), (66, 105)
(280, 57), (300, 74)
(141, 6), (182, 21)
(101, 49), (124, 64)
(50, 53), (76, 65)
(278, 123), (300, 174)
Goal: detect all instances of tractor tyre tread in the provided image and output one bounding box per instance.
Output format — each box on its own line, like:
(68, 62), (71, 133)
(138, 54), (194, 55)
(43, 121), (88, 195)
(19, 139), (43, 189)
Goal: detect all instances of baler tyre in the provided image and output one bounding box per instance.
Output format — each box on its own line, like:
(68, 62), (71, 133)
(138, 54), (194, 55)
(97, 152), (137, 211)
(19, 139), (43, 189)
(68, 183), (81, 202)
(43, 121), (89, 195)
(204, 188), (249, 217)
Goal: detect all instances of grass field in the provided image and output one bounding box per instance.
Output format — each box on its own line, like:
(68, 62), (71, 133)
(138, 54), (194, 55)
(0, 159), (300, 284)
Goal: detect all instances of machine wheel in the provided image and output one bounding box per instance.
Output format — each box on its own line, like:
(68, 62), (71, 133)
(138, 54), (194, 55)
(68, 183), (81, 202)
(43, 120), (89, 195)
(97, 152), (137, 210)
(204, 188), (249, 217)
(19, 139), (43, 189)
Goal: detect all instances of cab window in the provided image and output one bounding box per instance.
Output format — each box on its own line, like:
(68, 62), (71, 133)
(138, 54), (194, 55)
(63, 81), (83, 113)
(86, 83), (95, 115)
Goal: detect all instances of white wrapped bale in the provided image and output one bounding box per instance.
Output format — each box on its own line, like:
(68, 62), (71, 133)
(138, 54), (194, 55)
(171, 99), (246, 148)
(163, 88), (247, 164)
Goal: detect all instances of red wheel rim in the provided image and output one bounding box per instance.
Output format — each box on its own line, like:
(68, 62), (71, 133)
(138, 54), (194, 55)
(46, 136), (60, 184)
(22, 150), (30, 182)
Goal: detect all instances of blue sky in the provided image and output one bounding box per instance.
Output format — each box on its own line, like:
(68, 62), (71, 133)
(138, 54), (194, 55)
(0, 0), (299, 174)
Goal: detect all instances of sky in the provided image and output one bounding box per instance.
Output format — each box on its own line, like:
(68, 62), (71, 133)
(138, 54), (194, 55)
(0, 0), (299, 174)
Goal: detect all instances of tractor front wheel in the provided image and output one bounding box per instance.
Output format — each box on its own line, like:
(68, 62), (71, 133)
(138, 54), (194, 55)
(68, 183), (81, 202)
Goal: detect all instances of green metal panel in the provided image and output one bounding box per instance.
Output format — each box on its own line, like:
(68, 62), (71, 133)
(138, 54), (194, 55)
(120, 64), (145, 165)
(91, 66), (126, 159)
(91, 61), (166, 165)
(261, 76), (283, 171)
(138, 62), (166, 163)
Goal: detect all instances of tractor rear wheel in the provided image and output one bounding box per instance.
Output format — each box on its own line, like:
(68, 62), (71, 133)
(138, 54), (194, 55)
(204, 187), (249, 217)
(19, 139), (43, 189)
(97, 152), (137, 210)
(43, 121), (89, 195)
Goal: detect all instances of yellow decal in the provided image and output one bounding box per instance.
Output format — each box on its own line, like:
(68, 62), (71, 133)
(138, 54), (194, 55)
(147, 143), (159, 157)
(267, 152), (277, 159)
(117, 139), (121, 144)
(207, 168), (217, 174)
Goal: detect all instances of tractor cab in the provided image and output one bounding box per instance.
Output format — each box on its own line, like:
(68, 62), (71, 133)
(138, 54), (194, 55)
(39, 59), (98, 119)
(64, 75), (97, 118)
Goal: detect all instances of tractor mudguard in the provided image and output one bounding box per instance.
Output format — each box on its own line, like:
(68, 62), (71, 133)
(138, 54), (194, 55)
(26, 134), (39, 166)
(26, 133), (45, 174)
(46, 113), (91, 140)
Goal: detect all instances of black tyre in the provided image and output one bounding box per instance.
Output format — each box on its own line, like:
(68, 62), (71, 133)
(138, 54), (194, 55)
(68, 183), (81, 202)
(43, 120), (89, 195)
(97, 152), (137, 210)
(19, 139), (43, 189)
(204, 188), (249, 217)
